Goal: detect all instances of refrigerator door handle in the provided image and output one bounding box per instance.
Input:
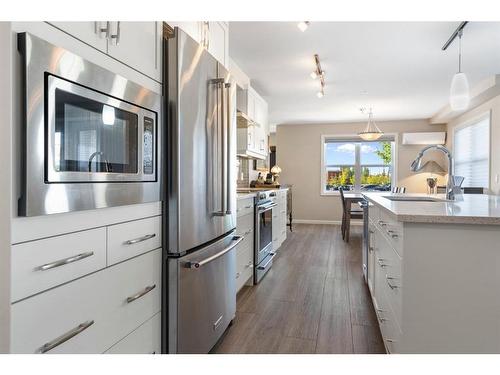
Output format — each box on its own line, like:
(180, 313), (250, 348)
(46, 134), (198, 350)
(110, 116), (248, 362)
(187, 236), (243, 269)
(219, 79), (227, 216)
(224, 81), (232, 215)
(209, 78), (225, 217)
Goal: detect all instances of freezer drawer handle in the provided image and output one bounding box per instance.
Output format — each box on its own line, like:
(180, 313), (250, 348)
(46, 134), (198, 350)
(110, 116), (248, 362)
(34, 251), (94, 271)
(126, 284), (157, 303)
(187, 236), (243, 269)
(257, 252), (276, 270)
(124, 233), (156, 245)
(37, 320), (94, 353)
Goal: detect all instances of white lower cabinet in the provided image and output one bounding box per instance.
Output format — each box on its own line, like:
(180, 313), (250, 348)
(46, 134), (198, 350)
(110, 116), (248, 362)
(11, 249), (161, 354)
(272, 189), (288, 252)
(105, 313), (161, 354)
(235, 198), (255, 292)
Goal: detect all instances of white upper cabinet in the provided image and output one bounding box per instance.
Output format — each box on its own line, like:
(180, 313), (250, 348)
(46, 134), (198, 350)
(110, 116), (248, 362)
(167, 22), (202, 43)
(49, 22), (108, 53)
(168, 21), (229, 67)
(48, 21), (162, 82)
(207, 22), (229, 67)
(106, 22), (162, 82)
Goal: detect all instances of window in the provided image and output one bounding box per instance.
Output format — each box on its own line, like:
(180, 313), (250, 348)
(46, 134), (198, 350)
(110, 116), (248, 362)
(453, 114), (490, 188)
(321, 137), (395, 194)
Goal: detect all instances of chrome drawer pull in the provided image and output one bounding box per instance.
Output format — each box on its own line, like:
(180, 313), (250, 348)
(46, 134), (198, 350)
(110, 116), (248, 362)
(247, 261), (254, 268)
(37, 320), (94, 353)
(126, 284), (156, 303)
(387, 230), (399, 239)
(35, 251), (94, 271)
(124, 233), (156, 245)
(377, 258), (388, 267)
(369, 246), (374, 253)
(378, 220), (387, 227)
(369, 229), (375, 234)
(386, 276), (398, 290)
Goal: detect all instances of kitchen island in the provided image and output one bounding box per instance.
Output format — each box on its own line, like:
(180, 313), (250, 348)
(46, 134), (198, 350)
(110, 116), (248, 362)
(362, 192), (500, 353)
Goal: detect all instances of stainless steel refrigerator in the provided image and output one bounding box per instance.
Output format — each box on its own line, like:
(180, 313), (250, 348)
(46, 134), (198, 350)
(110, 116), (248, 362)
(162, 28), (240, 354)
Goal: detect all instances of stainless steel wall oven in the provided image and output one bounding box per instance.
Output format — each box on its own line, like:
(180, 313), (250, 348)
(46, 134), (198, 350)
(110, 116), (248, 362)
(254, 191), (277, 283)
(18, 33), (161, 216)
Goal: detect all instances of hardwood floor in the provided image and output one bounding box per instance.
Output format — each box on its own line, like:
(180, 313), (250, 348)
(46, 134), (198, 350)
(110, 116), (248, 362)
(212, 224), (385, 354)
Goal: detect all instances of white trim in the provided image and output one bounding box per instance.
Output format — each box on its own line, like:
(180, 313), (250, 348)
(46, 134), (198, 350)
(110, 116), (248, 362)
(320, 133), (398, 195)
(294, 219), (363, 226)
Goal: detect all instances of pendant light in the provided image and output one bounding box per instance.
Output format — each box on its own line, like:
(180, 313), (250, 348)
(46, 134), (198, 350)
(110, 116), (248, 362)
(358, 108), (383, 141)
(449, 29), (470, 111)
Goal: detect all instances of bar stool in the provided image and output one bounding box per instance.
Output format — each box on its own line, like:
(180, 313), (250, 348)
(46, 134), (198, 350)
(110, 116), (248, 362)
(339, 187), (363, 242)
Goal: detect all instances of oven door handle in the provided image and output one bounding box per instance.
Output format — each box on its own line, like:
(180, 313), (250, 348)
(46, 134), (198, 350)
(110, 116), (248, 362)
(257, 203), (278, 212)
(187, 236), (243, 269)
(257, 252), (276, 270)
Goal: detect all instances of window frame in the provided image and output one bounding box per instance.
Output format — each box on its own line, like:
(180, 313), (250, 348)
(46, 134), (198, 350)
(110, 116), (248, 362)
(320, 134), (398, 196)
(451, 111), (491, 190)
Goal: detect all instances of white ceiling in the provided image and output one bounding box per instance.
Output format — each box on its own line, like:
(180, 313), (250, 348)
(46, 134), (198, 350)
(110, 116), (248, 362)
(228, 22), (500, 129)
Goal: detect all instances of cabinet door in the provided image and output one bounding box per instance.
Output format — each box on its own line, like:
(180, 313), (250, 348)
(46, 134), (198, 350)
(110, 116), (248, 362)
(49, 22), (108, 53)
(107, 22), (162, 82)
(207, 22), (229, 67)
(168, 21), (202, 43)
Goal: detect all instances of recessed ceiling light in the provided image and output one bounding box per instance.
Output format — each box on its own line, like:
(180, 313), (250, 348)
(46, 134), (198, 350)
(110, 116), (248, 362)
(297, 22), (309, 32)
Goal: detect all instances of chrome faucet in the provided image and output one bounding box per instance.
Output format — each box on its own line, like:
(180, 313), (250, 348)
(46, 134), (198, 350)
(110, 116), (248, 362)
(88, 151), (111, 173)
(410, 145), (463, 200)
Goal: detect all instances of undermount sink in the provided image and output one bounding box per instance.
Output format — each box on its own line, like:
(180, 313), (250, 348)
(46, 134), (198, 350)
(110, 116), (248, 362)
(382, 195), (445, 202)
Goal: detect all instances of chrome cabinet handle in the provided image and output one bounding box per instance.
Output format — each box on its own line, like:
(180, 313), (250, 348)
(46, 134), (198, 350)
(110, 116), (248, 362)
(246, 261), (254, 268)
(124, 233), (156, 245)
(369, 246), (374, 253)
(377, 258), (387, 267)
(244, 205), (252, 209)
(109, 21), (121, 45)
(37, 320), (94, 353)
(35, 251), (94, 271)
(378, 220), (387, 227)
(388, 231), (399, 239)
(369, 229), (375, 234)
(236, 272), (241, 279)
(188, 236), (243, 269)
(126, 284), (156, 303)
(386, 276), (398, 290)
(95, 21), (109, 38)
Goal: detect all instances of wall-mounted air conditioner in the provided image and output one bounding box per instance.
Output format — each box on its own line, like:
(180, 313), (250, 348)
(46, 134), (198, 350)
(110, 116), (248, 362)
(402, 132), (446, 145)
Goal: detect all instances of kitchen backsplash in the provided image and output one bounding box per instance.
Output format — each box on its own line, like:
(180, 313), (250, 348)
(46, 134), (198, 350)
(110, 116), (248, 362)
(237, 157), (260, 188)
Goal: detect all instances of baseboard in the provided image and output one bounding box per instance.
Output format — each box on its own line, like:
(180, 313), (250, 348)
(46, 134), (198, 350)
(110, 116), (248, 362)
(293, 219), (363, 226)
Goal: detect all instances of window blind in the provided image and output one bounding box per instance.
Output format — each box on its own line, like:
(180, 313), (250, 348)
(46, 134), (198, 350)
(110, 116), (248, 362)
(454, 116), (490, 188)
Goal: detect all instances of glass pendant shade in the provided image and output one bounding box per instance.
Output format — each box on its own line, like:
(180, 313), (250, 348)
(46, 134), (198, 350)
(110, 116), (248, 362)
(358, 110), (383, 140)
(449, 72), (470, 111)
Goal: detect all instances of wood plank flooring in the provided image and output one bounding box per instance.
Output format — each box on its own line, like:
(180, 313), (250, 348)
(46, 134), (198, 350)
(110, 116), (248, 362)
(212, 224), (385, 354)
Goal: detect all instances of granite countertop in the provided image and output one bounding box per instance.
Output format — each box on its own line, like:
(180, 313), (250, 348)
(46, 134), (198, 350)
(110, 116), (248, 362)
(363, 192), (500, 225)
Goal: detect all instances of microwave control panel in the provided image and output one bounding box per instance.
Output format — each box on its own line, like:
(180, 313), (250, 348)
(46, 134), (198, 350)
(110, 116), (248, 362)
(143, 116), (155, 175)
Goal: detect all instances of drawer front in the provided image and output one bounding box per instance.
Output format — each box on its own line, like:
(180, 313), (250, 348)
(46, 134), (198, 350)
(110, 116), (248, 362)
(105, 313), (161, 354)
(378, 209), (404, 257)
(236, 213), (253, 236)
(107, 216), (161, 266)
(11, 228), (107, 302)
(236, 242), (254, 292)
(237, 198), (254, 217)
(236, 265), (253, 292)
(375, 231), (402, 330)
(11, 249), (161, 354)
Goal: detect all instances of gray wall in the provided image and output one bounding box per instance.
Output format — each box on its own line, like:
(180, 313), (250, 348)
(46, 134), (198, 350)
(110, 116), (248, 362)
(276, 119), (447, 222)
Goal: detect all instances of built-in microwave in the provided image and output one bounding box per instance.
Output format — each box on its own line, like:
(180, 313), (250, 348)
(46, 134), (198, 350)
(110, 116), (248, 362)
(18, 33), (161, 216)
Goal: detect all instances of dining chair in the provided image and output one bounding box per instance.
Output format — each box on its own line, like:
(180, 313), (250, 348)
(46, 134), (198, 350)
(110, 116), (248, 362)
(339, 187), (363, 243)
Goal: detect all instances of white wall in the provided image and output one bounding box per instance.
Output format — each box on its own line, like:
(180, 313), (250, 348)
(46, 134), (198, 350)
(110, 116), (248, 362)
(0, 22), (12, 353)
(446, 95), (500, 195)
(276, 120), (447, 222)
